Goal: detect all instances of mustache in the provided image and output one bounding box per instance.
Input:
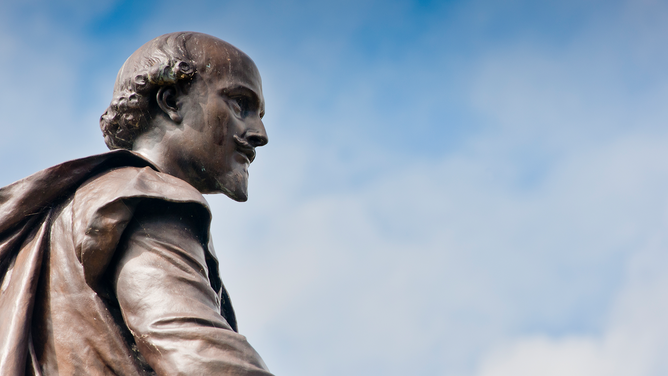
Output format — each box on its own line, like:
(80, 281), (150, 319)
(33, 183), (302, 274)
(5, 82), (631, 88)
(233, 135), (256, 163)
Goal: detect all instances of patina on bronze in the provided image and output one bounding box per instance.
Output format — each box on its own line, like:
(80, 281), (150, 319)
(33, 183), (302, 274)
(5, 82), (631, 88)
(0, 32), (272, 375)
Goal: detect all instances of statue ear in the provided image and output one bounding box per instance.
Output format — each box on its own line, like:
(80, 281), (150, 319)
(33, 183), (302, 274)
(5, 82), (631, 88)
(156, 86), (183, 123)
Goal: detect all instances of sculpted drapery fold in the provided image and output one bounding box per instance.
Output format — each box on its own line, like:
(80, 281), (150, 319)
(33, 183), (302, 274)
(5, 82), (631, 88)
(0, 151), (271, 375)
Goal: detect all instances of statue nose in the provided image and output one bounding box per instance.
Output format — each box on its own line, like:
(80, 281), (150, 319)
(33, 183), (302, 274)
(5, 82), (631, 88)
(245, 131), (268, 147)
(244, 119), (268, 147)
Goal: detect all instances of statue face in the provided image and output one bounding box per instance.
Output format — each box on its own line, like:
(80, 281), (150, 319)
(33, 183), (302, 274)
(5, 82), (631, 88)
(172, 42), (267, 200)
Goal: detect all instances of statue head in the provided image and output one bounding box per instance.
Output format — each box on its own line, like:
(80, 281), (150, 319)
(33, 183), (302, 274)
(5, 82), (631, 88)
(100, 32), (267, 201)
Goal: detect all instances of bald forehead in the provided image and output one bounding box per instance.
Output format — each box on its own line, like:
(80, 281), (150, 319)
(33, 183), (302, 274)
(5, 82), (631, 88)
(187, 36), (262, 94)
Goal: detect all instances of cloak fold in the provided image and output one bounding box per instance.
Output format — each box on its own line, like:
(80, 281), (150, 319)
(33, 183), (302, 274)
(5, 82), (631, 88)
(0, 150), (154, 375)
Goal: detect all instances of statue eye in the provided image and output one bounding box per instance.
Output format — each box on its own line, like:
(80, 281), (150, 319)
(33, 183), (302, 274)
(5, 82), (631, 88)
(231, 96), (250, 117)
(228, 99), (242, 116)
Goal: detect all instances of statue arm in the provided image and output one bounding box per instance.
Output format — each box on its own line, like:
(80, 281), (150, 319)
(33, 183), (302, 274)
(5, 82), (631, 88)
(111, 202), (273, 376)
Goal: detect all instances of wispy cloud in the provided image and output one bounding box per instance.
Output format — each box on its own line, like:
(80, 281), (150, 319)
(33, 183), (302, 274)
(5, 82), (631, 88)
(2, 0), (668, 375)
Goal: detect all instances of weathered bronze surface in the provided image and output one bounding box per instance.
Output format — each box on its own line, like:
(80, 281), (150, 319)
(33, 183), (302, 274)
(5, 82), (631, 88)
(0, 32), (272, 375)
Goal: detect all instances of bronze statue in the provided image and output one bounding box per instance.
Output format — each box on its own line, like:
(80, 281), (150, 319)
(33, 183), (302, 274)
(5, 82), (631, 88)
(0, 32), (273, 375)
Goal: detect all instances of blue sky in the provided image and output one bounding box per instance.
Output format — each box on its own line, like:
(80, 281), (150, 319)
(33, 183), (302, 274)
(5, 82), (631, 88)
(2, 0), (668, 375)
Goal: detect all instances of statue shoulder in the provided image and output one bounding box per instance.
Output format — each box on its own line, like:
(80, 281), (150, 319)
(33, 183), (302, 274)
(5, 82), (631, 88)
(70, 165), (211, 288)
(75, 166), (209, 209)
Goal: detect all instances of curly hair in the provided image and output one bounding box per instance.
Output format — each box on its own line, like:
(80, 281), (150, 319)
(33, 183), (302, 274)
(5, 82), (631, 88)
(100, 32), (198, 150)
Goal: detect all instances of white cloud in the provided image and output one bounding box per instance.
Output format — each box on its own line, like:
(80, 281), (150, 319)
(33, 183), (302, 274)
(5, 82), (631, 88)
(474, 227), (668, 376)
(208, 124), (668, 375)
(476, 336), (612, 376)
(3, 0), (668, 375)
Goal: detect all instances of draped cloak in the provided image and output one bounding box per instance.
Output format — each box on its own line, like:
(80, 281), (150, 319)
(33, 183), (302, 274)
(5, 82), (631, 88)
(0, 150), (269, 375)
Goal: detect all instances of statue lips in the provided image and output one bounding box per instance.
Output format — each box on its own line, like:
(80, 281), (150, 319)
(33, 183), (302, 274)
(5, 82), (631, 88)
(234, 135), (256, 164)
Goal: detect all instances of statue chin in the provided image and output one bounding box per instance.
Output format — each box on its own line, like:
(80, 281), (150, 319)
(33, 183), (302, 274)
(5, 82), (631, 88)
(214, 173), (249, 202)
(225, 188), (249, 202)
